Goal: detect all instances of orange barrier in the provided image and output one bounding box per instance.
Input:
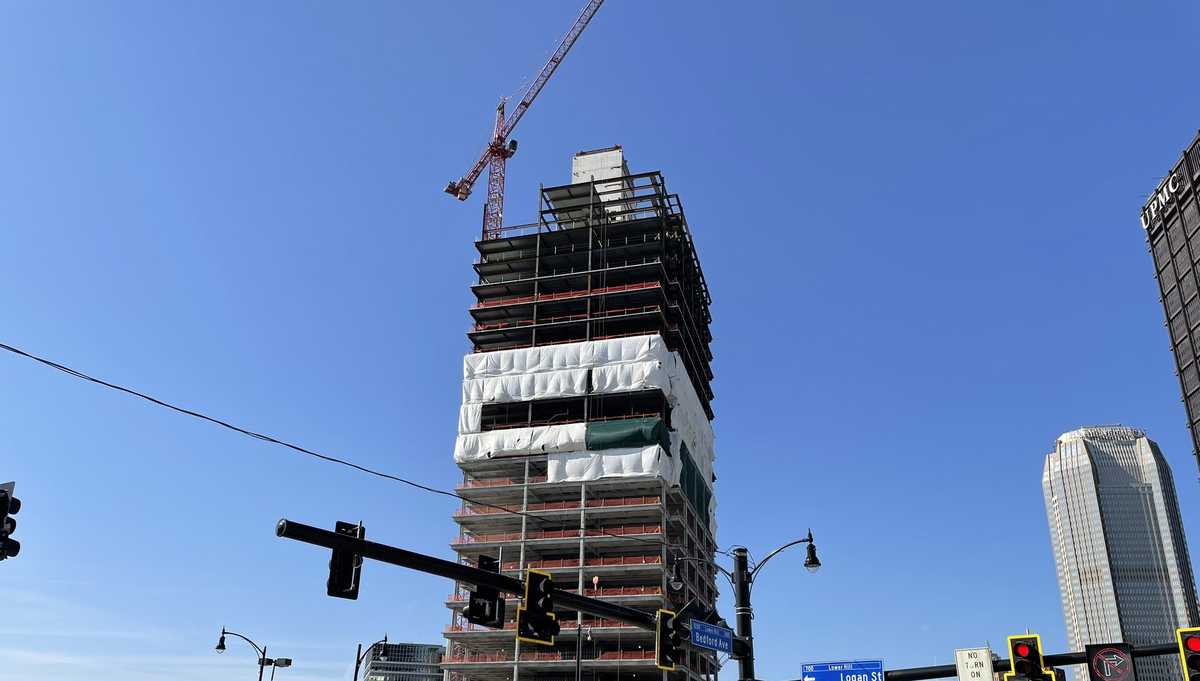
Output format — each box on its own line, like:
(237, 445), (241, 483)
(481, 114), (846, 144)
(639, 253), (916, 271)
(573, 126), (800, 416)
(454, 524), (662, 545)
(458, 475), (549, 489)
(582, 585), (662, 596)
(470, 281), (662, 310)
(471, 305), (663, 332)
(454, 495), (658, 517)
(475, 330), (658, 354)
(443, 650), (655, 663)
(446, 618), (636, 634)
(498, 555), (661, 571)
(599, 651), (656, 661)
(447, 585), (661, 602)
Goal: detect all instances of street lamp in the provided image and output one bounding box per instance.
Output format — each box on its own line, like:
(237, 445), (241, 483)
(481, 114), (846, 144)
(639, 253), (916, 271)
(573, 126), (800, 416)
(215, 627), (294, 681)
(804, 540), (821, 573)
(353, 634), (389, 681)
(667, 529), (821, 681)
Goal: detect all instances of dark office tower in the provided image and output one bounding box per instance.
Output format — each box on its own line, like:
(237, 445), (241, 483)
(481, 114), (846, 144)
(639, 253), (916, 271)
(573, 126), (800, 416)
(1142, 131), (1200, 478)
(442, 147), (718, 681)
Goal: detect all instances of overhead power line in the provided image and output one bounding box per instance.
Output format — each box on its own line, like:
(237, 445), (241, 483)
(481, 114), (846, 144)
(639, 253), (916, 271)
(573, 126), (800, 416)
(0, 340), (672, 549)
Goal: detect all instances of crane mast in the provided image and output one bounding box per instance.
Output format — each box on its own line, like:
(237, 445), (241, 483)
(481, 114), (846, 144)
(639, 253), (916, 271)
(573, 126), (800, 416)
(445, 0), (604, 240)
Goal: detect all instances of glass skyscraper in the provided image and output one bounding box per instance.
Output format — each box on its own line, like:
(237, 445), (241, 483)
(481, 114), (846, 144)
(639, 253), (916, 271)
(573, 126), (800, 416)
(1142, 130), (1200, 479)
(1042, 426), (1198, 681)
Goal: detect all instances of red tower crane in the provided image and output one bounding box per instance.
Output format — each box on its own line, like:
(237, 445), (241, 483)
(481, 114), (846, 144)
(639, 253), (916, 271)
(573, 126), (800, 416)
(444, 0), (605, 240)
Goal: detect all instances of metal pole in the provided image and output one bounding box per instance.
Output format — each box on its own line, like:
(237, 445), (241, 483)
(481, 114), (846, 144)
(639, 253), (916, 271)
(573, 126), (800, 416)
(258, 645), (266, 681)
(276, 519), (658, 630)
(353, 643), (362, 681)
(575, 623), (583, 681)
(732, 548), (754, 681)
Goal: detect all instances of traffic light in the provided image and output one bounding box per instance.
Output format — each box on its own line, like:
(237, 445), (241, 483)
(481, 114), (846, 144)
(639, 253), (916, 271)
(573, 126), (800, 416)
(1177, 626), (1200, 681)
(0, 482), (20, 561)
(326, 521), (364, 600)
(515, 569), (558, 646)
(465, 555), (505, 628)
(1005, 634), (1051, 681)
(655, 609), (685, 671)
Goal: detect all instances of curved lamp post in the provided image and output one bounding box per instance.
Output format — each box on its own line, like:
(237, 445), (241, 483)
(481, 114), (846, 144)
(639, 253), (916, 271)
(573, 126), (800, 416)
(667, 529), (821, 681)
(216, 627), (293, 681)
(353, 634), (388, 681)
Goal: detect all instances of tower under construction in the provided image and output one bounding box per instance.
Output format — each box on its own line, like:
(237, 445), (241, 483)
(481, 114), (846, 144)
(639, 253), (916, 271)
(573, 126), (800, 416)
(442, 146), (718, 681)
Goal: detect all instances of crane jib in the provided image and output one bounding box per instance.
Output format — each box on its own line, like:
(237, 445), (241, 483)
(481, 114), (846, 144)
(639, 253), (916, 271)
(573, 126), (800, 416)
(445, 0), (605, 222)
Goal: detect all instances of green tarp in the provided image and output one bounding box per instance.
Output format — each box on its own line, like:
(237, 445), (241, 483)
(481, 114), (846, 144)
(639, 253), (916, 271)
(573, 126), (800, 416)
(584, 417), (710, 530)
(584, 417), (671, 453)
(678, 443), (711, 530)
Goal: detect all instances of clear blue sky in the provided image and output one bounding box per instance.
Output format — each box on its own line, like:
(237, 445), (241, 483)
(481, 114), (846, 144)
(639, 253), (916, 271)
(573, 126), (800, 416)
(2, 2), (1199, 680)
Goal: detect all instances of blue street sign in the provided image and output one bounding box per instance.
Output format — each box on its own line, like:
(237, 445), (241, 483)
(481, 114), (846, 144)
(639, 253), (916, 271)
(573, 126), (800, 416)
(801, 660), (885, 681)
(689, 620), (733, 655)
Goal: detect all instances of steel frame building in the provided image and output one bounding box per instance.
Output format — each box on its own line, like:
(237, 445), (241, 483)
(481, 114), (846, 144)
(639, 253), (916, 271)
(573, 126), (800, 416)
(443, 148), (718, 681)
(1142, 130), (1200, 479)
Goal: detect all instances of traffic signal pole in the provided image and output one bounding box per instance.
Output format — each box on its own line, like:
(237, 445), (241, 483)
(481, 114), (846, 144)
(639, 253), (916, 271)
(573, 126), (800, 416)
(275, 518), (658, 631)
(732, 548), (755, 681)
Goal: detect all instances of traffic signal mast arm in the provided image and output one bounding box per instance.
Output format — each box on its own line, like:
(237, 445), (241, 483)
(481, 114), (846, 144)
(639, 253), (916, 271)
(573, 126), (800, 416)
(276, 517), (739, 650)
(883, 644), (1181, 681)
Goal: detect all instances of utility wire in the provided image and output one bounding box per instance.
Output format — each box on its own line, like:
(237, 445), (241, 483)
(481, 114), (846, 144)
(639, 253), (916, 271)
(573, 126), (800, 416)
(0, 340), (678, 549)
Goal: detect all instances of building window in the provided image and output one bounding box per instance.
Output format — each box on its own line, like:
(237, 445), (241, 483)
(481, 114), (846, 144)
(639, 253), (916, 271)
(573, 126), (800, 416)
(1183, 363), (1199, 394)
(1187, 294), (1200, 329)
(1176, 339), (1194, 366)
(1167, 287), (1184, 317)
(1182, 271), (1197, 302)
(1154, 234), (1172, 269)
(1171, 312), (1189, 344)
(1169, 218), (1187, 253)
(1187, 389), (1200, 419)
(1174, 249), (1193, 279)
(1185, 199), (1200, 235)
(1161, 260), (1178, 293)
(678, 443), (712, 529)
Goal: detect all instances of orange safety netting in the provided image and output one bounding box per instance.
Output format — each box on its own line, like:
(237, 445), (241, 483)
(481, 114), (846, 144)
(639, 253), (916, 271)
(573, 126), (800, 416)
(454, 524), (663, 544)
(470, 281), (661, 310)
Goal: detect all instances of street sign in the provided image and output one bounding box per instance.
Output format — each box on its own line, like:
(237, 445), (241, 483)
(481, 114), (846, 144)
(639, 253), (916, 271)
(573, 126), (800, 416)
(802, 660), (885, 681)
(956, 647), (994, 681)
(1086, 644), (1135, 681)
(690, 620), (733, 655)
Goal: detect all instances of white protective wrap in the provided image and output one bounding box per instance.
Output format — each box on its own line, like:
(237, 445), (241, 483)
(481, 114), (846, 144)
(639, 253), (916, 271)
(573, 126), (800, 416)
(546, 445), (675, 485)
(458, 404), (482, 435)
(462, 368), (590, 405)
(454, 423), (587, 462)
(455, 334), (715, 490)
(462, 335), (666, 379)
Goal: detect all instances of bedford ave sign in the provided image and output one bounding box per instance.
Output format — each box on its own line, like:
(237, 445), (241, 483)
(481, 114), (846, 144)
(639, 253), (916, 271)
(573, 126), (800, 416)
(1141, 172), (1184, 230)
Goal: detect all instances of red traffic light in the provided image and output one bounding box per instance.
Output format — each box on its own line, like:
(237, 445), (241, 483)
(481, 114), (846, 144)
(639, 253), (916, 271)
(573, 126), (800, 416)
(1185, 636), (1200, 653)
(1017, 644), (1031, 657)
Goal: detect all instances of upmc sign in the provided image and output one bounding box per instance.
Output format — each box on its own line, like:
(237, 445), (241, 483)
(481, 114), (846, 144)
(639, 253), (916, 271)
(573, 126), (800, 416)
(1142, 172), (1185, 230)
